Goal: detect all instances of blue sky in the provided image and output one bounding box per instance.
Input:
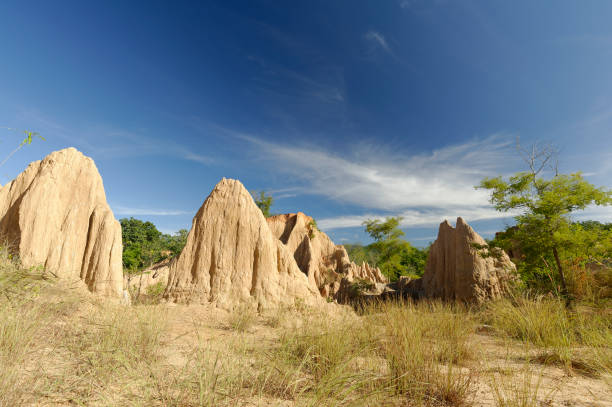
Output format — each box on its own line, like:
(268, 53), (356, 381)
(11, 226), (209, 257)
(1, 0), (611, 246)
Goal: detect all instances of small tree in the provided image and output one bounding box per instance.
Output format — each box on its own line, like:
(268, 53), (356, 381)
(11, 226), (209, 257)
(120, 217), (164, 272)
(251, 190), (273, 217)
(363, 217), (405, 242)
(361, 217), (427, 281)
(0, 129), (45, 169)
(167, 229), (188, 255)
(478, 141), (611, 304)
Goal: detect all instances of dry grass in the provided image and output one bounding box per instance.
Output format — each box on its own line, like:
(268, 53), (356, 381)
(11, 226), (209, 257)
(376, 300), (475, 406)
(264, 311), (387, 404)
(484, 296), (612, 377)
(488, 364), (546, 407)
(0, 247), (56, 405)
(1, 248), (611, 406)
(227, 303), (258, 332)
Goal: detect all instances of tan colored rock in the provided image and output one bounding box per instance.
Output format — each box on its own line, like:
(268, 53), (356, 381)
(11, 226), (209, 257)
(164, 179), (322, 310)
(127, 257), (172, 296)
(0, 148), (123, 297)
(422, 217), (516, 303)
(267, 212), (386, 298)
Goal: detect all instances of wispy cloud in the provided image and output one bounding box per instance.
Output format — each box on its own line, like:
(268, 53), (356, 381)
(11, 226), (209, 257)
(247, 55), (345, 104)
(574, 205), (612, 222)
(181, 151), (214, 165)
(579, 105), (612, 128)
(316, 207), (510, 230)
(112, 206), (191, 216)
(235, 132), (523, 230)
(399, 0), (416, 9)
(364, 30), (392, 54)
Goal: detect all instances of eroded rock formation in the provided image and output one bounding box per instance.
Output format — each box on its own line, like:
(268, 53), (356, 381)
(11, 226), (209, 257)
(422, 217), (516, 303)
(164, 179), (322, 310)
(0, 148), (123, 297)
(127, 257), (172, 296)
(267, 212), (387, 298)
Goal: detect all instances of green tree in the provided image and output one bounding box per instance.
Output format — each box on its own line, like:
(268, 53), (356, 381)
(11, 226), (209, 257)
(120, 218), (162, 272)
(120, 218), (189, 274)
(356, 216), (429, 281)
(478, 142), (611, 303)
(251, 190), (274, 217)
(363, 217), (405, 241)
(166, 229), (189, 255)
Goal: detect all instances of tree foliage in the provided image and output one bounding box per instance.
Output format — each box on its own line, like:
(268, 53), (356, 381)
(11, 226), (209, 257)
(346, 217), (429, 282)
(251, 190), (273, 217)
(120, 217), (188, 273)
(478, 142), (611, 303)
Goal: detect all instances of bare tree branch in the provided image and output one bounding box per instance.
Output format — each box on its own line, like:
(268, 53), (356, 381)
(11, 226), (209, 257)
(515, 136), (559, 177)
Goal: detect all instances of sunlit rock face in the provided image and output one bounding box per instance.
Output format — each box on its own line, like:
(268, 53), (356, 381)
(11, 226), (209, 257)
(422, 217), (516, 303)
(267, 212), (387, 299)
(0, 148), (123, 297)
(163, 178), (322, 310)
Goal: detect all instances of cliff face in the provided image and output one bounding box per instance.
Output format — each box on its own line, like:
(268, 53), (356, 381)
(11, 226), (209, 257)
(0, 148), (123, 297)
(164, 179), (322, 310)
(422, 217), (516, 303)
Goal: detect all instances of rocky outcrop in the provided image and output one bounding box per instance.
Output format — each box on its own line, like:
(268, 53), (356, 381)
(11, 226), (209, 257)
(164, 179), (322, 310)
(267, 212), (387, 298)
(127, 257), (172, 296)
(422, 217), (516, 303)
(0, 148), (123, 297)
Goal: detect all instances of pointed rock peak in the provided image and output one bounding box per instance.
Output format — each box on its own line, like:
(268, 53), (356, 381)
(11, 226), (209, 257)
(423, 216), (516, 303)
(209, 178), (252, 200)
(456, 217), (475, 233)
(164, 179), (321, 310)
(0, 147), (123, 298)
(440, 219), (453, 228)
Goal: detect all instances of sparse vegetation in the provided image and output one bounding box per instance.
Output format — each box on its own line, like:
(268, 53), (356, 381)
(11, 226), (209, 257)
(227, 303), (258, 332)
(378, 300), (475, 404)
(0, 128), (45, 170)
(1, 246), (611, 405)
(252, 190), (274, 218)
(308, 218), (318, 238)
(346, 217), (429, 281)
(130, 281), (167, 305)
(488, 364), (546, 407)
(484, 296), (612, 377)
(348, 278), (375, 296)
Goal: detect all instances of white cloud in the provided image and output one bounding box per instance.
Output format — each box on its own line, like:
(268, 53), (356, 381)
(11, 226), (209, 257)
(317, 207), (512, 230)
(181, 151), (214, 165)
(573, 205), (612, 222)
(364, 30), (392, 54)
(245, 133), (516, 210)
(113, 206), (191, 216)
(240, 133), (524, 230)
(247, 55), (345, 104)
